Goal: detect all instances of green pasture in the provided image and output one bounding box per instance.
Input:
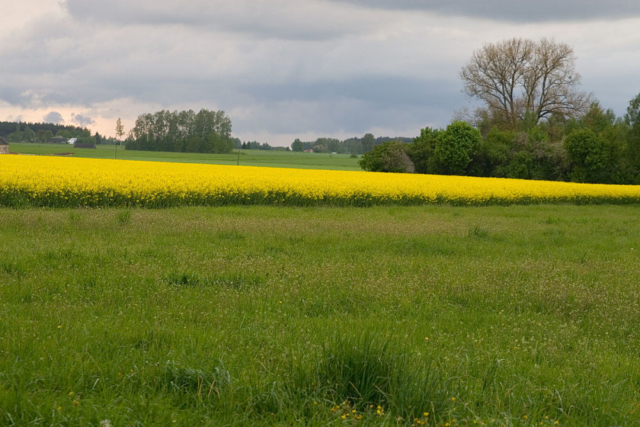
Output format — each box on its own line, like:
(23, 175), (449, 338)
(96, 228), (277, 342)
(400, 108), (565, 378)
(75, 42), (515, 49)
(1, 205), (640, 426)
(6, 143), (362, 171)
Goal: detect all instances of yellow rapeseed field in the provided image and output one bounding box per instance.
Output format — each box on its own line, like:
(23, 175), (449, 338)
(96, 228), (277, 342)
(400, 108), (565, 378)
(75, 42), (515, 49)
(2, 155), (640, 207)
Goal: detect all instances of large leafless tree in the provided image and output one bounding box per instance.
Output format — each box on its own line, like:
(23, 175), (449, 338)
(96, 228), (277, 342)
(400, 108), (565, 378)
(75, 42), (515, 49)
(460, 38), (591, 128)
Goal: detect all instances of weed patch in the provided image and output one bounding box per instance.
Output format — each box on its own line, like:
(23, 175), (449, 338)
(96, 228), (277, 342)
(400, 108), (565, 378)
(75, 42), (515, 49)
(164, 272), (264, 289)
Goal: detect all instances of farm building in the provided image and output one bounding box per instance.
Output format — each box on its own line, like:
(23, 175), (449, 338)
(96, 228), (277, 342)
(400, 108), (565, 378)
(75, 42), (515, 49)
(400, 151), (415, 173)
(0, 137), (8, 154)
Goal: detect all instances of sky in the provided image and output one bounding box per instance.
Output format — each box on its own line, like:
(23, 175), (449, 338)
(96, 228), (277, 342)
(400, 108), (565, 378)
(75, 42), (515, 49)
(0, 0), (639, 146)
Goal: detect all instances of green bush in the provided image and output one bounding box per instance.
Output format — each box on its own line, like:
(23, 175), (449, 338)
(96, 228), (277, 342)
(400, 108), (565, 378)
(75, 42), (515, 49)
(407, 127), (440, 174)
(433, 121), (482, 175)
(564, 129), (609, 183)
(358, 141), (412, 173)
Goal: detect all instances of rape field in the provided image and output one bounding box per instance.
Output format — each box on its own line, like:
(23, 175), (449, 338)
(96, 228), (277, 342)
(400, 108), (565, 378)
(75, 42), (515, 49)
(2, 155), (640, 208)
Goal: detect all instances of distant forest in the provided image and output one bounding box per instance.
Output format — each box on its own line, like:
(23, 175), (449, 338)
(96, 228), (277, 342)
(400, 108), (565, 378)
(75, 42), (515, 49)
(291, 135), (413, 154)
(0, 121), (85, 140)
(0, 121), (115, 145)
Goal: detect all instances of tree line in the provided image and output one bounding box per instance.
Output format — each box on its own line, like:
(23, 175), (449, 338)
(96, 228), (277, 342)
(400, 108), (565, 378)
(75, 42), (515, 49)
(240, 140), (290, 151)
(124, 109), (234, 154)
(291, 135), (413, 154)
(360, 38), (640, 185)
(0, 121), (121, 146)
(0, 122), (91, 143)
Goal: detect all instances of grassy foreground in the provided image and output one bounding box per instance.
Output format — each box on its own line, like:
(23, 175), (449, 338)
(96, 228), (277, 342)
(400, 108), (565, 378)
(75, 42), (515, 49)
(7, 143), (361, 171)
(1, 205), (640, 426)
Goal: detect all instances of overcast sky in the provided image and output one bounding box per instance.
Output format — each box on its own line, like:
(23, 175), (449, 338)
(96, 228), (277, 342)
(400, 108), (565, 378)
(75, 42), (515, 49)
(1, 0), (639, 146)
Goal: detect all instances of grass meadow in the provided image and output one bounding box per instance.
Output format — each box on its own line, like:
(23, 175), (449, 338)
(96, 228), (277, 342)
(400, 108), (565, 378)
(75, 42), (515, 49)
(1, 205), (640, 426)
(7, 143), (362, 171)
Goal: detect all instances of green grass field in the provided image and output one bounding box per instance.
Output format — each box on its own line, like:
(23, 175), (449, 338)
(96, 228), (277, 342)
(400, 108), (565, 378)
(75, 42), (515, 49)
(2, 205), (640, 426)
(7, 143), (362, 171)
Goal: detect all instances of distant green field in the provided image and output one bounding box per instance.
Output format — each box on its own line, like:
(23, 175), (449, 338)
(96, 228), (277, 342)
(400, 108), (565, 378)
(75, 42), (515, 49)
(7, 143), (362, 171)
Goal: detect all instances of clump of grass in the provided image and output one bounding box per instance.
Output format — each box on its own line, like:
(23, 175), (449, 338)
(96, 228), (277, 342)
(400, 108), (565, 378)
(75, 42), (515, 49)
(116, 209), (132, 225)
(216, 229), (245, 240)
(312, 334), (397, 409)
(160, 361), (231, 399)
(68, 211), (82, 224)
(468, 225), (489, 238)
(163, 272), (264, 289)
(164, 272), (201, 287)
(0, 260), (25, 278)
(293, 334), (456, 422)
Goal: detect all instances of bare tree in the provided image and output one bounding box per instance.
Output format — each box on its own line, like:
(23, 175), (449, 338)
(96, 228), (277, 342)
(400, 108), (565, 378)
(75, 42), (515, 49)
(460, 38), (591, 128)
(115, 118), (125, 141)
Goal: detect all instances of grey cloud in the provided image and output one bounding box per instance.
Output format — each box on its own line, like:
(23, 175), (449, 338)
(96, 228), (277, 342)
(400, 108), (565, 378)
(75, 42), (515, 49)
(64, 0), (379, 40)
(328, 0), (640, 22)
(6, 115), (25, 122)
(245, 76), (462, 110)
(233, 77), (464, 134)
(2, 0), (638, 143)
(236, 100), (449, 136)
(0, 88), (23, 106)
(43, 111), (64, 124)
(71, 113), (95, 126)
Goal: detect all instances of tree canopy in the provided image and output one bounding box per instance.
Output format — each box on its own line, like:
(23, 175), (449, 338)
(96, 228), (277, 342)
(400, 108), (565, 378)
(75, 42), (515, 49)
(460, 38), (591, 128)
(125, 109), (234, 154)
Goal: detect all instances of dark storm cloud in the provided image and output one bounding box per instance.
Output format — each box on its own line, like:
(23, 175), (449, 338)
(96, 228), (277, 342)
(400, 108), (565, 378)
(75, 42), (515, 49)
(71, 114), (95, 126)
(327, 0), (640, 22)
(43, 111), (64, 124)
